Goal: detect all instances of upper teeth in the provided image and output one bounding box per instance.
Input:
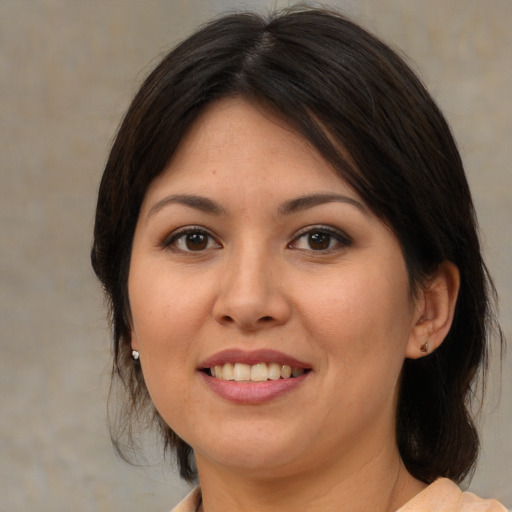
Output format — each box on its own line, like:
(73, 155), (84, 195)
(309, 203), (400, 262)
(210, 362), (305, 381)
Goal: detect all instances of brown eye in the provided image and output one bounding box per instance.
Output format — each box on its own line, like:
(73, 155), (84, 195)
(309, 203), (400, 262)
(289, 226), (352, 253)
(308, 232), (331, 250)
(185, 232), (208, 251)
(164, 227), (221, 253)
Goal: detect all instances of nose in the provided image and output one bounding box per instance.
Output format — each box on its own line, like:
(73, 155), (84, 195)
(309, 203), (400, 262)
(212, 244), (291, 331)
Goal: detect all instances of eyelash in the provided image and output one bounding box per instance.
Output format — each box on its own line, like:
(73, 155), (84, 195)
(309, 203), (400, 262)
(161, 225), (352, 254)
(161, 226), (221, 253)
(289, 225), (352, 253)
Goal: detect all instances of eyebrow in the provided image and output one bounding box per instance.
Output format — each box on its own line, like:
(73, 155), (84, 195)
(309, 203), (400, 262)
(147, 192), (368, 218)
(148, 194), (227, 217)
(278, 193), (368, 215)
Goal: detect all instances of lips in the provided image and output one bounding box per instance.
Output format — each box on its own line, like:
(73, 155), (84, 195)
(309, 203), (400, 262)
(199, 349), (311, 381)
(199, 348), (310, 369)
(208, 362), (306, 381)
(198, 349), (312, 404)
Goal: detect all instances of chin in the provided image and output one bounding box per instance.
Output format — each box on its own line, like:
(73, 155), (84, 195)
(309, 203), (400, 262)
(191, 421), (313, 475)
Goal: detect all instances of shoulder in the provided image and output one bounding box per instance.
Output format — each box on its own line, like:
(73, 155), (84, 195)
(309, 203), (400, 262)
(168, 481), (509, 512)
(169, 486), (201, 512)
(460, 489), (509, 512)
(397, 478), (508, 512)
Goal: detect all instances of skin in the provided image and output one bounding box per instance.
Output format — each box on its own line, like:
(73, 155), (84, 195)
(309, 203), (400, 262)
(128, 98), (459, 512)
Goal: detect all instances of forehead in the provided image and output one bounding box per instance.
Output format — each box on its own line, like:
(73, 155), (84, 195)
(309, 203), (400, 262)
(142, 97), (361, 207)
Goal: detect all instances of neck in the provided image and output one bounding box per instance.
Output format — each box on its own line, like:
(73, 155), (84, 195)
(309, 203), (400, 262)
(195, 445), (426, 512)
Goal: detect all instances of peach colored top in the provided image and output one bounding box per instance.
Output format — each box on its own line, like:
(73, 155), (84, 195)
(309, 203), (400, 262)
(170, 479), (508, 512)
(397, 478), (507, 511)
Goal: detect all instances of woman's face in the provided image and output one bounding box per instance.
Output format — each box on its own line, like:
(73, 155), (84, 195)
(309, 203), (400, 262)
(128, 98), (423, 479)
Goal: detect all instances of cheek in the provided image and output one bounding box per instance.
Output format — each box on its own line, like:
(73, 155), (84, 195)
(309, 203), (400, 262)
(296, 265), (413, 376)
(129, 282), (199, 433)
(304, 271), (410, 335)
(127, 260), (216, 416)
(129, 263), (208, 351)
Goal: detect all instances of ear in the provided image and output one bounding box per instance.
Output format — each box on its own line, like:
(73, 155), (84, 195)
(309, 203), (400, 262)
(406, 261), (460, 359)
(124, 288), (140, 358)
(130, 331), (139, 351)
(128, 330), (141, 361)
(126, 311), (139, 351)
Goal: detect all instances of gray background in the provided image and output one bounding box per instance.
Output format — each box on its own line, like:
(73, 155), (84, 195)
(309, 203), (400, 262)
(1, 0), (510, 510)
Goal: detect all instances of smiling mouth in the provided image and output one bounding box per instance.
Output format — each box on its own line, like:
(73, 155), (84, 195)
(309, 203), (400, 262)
(204, 362), (310, 382)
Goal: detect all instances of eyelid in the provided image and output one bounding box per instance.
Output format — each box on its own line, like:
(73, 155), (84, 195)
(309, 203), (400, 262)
(160, 225), (222, 251)
(289, 224), (352, 250)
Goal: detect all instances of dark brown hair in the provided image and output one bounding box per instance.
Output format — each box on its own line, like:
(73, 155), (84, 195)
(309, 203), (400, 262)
(91, 7), (502, 483)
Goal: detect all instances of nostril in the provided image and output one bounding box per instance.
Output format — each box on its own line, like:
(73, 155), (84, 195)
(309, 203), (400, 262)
(259, 316), (274, 323)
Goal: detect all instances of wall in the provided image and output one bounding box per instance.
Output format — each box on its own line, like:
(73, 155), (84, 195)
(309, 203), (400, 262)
(1, 1), (510, 510)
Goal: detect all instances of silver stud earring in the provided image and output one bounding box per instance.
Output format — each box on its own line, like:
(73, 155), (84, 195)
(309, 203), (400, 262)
(420, 341), (430, 353)
(131, 349), (140, 361)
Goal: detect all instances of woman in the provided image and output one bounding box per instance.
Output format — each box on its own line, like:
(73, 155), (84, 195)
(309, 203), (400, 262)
(91, 7), (507, 512)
